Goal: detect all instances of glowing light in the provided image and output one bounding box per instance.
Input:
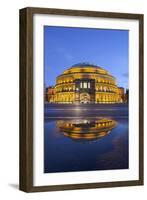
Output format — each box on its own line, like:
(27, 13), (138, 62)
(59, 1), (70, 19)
(46, 63), (125, 104)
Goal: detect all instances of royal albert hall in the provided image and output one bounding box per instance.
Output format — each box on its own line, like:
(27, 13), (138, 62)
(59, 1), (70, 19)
(49, 63), (123, 104)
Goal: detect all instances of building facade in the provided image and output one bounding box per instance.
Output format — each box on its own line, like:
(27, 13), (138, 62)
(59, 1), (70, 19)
(47, 63), (125, 104)
(46, 86), (55, 103)
(117, 87), (125, 103)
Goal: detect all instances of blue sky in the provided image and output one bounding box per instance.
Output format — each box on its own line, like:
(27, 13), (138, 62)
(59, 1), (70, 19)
(44, 26), (128, 89)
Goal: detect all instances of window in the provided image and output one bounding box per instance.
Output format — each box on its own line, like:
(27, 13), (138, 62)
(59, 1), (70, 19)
(83, 82), (87, 88)
(88, 82), (90, 88)
(80, 82), (83, 88)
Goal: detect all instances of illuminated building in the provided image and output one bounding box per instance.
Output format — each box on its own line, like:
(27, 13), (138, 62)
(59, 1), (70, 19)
(57, 118), (117, 142)
(47, 63), (125, 104)
(117, 87), (125, 103)
(46, 86), (55, 103)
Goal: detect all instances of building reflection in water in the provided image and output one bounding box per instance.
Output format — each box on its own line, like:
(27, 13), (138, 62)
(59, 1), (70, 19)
(56, 118), (117, 142)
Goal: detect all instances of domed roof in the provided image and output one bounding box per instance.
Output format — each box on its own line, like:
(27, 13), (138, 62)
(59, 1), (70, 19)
(62, 62), (110, 76)
(70, 62), (102, 69)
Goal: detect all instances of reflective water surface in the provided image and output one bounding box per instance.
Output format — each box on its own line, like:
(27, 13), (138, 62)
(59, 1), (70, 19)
(44, 104), (128, 173)
(57, 118), (117, 142)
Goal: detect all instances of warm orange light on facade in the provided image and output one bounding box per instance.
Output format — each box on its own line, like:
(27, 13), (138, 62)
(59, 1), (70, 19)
(46, 63), (125, 104)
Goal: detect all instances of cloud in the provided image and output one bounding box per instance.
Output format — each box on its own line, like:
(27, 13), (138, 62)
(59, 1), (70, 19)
(122, 72), (128, 77)
(55, 47), (74, 61)
(64, 53), (74, 61)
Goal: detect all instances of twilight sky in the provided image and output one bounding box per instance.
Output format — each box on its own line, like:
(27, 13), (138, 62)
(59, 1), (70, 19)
(44, 26), (128, 89)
